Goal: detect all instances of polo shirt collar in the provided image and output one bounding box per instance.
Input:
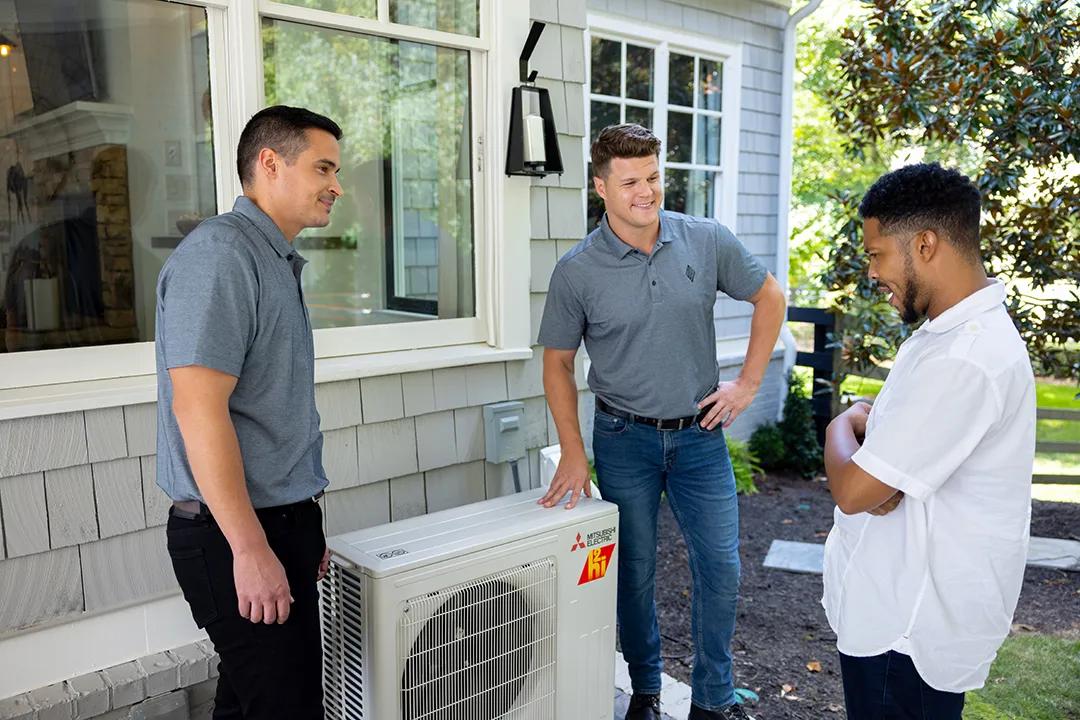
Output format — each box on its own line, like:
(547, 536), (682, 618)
(921, 278), (1007, 334)
(598, 211), (671, 258)
(233, 196), (294, 259)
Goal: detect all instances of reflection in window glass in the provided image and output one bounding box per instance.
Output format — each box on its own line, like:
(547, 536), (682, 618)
(668, 53), (694, 107)
(625, 105), (652, 129)
(625, 44), (653, 102)
(665, 169), (714, 218)
(0, 0), (215, 354)
(666, 111), (692, 163)
(276, 0), (377, 17)
(590, 38), (621, 97)
(590, 101), (619, 140)
(696, 115), (721, 165)
(264, 19), (474, 328)
(391, 0), (479, 37)
(699, 58), (722, 112)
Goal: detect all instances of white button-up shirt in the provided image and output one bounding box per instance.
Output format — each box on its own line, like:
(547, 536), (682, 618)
(822, 279), (1035, 692)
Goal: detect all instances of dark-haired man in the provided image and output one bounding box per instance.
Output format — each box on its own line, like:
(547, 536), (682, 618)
(822, 163), (1035, 719)
(538, 124), (786, 720)
(156, 105), (343, 719)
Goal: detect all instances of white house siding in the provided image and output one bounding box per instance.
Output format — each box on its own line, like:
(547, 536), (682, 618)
(0, 1), (786, 717)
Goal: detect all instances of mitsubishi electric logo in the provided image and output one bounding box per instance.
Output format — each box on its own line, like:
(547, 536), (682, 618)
(570, 533), (586, 552)
(686, 265), (696, 282)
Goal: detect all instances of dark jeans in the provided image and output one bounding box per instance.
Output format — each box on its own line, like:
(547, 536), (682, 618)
(593, 410), (741, 710)
(840, 651), (965, 720)
(166, 499), (326, 720)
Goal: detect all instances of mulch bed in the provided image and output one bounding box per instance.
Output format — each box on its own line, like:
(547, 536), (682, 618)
(648, 472), (1080, 719)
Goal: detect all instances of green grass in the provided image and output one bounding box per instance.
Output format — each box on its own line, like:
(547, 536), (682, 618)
(964, 634), (1080, 720)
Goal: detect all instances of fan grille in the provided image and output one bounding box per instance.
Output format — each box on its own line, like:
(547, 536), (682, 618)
(399, 560), (558, 720)
(322, 561), (366, 719)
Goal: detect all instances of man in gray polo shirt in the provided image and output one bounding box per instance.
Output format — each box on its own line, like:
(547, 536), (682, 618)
(156, 106), (343, 719)
(539, 124), (785, 720)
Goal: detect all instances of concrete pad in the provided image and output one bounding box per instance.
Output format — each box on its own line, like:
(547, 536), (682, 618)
(763, 539), (825, 574)
(614, 651), (685, 720)
(1027, 536), (1080, 572)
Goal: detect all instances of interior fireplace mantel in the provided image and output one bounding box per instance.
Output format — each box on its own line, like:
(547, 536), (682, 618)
(4, 101), (134, 161)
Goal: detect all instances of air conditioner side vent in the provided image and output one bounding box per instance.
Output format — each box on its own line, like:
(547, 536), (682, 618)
(323, 561), (366, 719)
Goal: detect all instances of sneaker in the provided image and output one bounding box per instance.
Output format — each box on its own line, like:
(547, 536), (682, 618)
(687, 702), (756, 720)
(625, 692), (662, 720)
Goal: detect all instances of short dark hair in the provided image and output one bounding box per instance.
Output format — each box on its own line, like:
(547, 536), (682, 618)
(236, 105), (343, 186)
(858, 162), (982, 258)
(590, 124), (661, 178)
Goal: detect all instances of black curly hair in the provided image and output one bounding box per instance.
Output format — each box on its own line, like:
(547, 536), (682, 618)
(858, 163), (982, 260)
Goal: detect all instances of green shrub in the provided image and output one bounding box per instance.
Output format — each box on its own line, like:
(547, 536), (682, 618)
(749, 422), (786, 470)
(779, 372), (824, 477)
(727, 438), (762, 495)
(748, 373), (824, 478)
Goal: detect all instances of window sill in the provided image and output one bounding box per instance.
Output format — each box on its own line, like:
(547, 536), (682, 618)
(0, 343), (533, 421)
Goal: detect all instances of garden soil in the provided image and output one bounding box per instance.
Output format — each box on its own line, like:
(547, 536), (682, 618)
(641, 472), (1080, 719)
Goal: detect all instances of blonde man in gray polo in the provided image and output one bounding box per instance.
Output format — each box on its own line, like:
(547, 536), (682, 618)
(538, 124), (786, 720)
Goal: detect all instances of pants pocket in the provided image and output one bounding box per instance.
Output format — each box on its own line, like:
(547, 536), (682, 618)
(169, 547), (220, 628)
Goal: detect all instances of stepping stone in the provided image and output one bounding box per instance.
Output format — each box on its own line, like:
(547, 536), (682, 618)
(1027, 536), (1080, 571)
(763, 539), (824, 574)
(762, 536), (1080, 575)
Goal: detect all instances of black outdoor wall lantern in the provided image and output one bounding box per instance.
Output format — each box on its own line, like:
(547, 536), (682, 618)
(505, 21), (563, 177)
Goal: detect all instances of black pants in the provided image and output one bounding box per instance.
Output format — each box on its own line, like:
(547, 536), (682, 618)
(167, 499), (326, 720)
(839, 650), (965, 720)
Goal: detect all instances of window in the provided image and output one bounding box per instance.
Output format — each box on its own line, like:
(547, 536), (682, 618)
(585, 18), (740, 232)
(0, 0), (532, 391)
(263, 19), (475, 328)
(0, 0), (216, 356)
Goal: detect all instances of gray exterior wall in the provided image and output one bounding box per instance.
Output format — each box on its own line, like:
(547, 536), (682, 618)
(0, 1), (787, 716)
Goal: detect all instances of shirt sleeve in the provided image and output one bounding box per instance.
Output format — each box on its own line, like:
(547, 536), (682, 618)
(537, 263), (586, 350)
(852, 356), (1002, 501)
(158, 240), (257, 377)
(714, 223), (768, 301)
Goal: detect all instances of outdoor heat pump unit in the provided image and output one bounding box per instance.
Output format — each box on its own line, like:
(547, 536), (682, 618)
(321, 487), (619, 720)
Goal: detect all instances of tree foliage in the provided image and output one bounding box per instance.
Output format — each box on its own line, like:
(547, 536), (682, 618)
(820, 0), (1079, 381)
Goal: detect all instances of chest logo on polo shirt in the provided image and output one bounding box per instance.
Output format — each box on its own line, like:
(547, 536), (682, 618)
(685, 265), (696, 282)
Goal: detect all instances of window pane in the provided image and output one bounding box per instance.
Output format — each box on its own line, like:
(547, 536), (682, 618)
(0, 0), (215, 354)
(699, 58), (723, 112)
(666, 111), (692, 163)
(664, 168), (688, 214)
(696, 115), (721, 165)
(625, 44), (653, 101)
(391, 0), (479, 37)
(276, 0), (377, 17)
(264, 19), (474, 327)
(590, 37), (621, 97)
(664, 169), (714, 218)
(668, 52), (694, 107)
(625, 105), (652, 130)
(590, 100), (619, 140)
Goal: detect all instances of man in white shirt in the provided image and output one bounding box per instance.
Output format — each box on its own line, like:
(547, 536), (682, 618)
(822, 163), (1036, 719)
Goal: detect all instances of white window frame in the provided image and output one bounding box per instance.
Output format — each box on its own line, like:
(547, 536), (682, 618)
(0, 0), (532, 397)
(584, 13), (742, 229)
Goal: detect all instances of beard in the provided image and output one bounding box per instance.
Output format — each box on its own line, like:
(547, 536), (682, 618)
(899, 249), (923, 324)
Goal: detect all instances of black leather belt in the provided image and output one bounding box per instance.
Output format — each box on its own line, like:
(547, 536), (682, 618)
(596, 397), (708, 431)
(172, 491), (324, 520)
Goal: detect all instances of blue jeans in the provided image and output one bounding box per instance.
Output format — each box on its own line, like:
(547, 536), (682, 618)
(839, 651), (965, 720)
(593, 409), (741, 710)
